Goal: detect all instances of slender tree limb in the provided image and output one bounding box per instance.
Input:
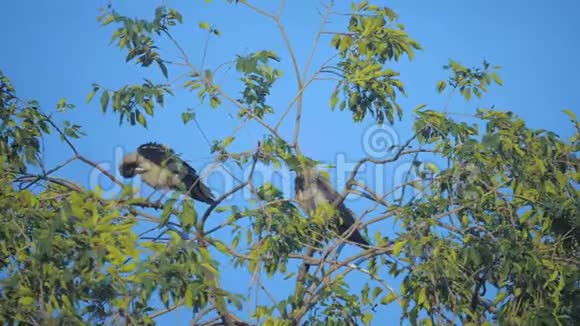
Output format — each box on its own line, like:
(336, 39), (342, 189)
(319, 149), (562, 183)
(274, 54), (338, 131)
(149, 300), (184, 319)
(40, 112), (79, 155)
(19, 155), (78, 190)
(77, 155), (124, 187)
(189, 307), (216, 326)
(331, 136), (420, 210)
(200, 143), (260, 228)
(302, 2), (334, 80)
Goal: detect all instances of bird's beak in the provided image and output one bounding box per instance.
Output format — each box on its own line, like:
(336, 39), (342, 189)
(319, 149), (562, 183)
(135, 167), (147, 174)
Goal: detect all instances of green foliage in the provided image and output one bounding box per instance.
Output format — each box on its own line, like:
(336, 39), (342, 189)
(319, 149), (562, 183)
(98, 6), (182, 78)
(0, 77), (219, 325)
(329, 4), (421, 124)
(246, 183), (310, 275)
(235, 51), (282, 119)
(437, 59), (503, 101)
(184, 69), (223, 110)
(0, 71), (49, 172)
(399, 108), (579, 325)
(87, 80), (172, 128)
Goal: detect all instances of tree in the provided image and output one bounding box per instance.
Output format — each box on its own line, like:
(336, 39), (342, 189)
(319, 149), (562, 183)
(1, 1), (578, 325)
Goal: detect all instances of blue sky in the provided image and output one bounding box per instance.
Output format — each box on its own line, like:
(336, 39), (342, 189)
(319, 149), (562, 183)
(1, 0), (579, 324)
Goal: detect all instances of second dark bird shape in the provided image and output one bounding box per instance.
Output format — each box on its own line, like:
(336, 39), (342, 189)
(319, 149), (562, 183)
(294, 171), (371, 248)
(119, 142), (216, 205)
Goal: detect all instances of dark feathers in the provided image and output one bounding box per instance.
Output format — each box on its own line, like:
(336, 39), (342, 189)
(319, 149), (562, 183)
(294, 172), (371, 248)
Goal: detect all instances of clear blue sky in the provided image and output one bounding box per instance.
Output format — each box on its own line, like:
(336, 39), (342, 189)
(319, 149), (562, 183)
(1, 0), (579, 324)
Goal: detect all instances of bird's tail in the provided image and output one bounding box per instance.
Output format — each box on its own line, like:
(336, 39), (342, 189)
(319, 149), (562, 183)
(184, 175), (217, 205)
(347, 229), (371, 248)
(346, 229), (396, 256)
(190, 182), (216, 205)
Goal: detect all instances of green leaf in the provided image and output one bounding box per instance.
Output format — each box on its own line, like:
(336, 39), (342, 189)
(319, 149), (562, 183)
(201, 262), (218, 276)
(57, 97), (66, 109)
(490, 71), (503, 86)
(160, 198), (177, 226)
(102, 15), (114, 26)
(381, 292), (398, 305)
(362, 311), (373, 326)
(436, 80), (447, 93)
(210, 95), (220, 108)
(18, 296), (35, 306)
(464, 88), (471, 101)
(425, 162), (439, 173)
(180, 199), (197, 231)
(157, 59), (169, 79)
(199, 22), (210, 30)
(330, 90), (339, 109)
(519, 210), (532, 224)
(213, 241), (229, 255)
(100, 91), (110, 112)
(417, 288), (427, 306)
(185, 284), (194, 308)
(413, 103), (427, 112)
(461, 214), (469, 227)
(545, 269), (559, 286)
(494, 291), (508, 305)
(136, 110), (147, 127)
(563, 108), (577, 122)
(119, 261), (137, 273)
(182, 111), (196, 124)
(143, 100), (154, 115)
(223, 136), (235, 147)
(86, 89), (97, 103)
(358, 1), (369, 11)
(392, 239), (406, 256)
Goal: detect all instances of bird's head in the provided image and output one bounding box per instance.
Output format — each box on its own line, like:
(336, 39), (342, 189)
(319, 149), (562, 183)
(294, 174), (305, 190)
(119, 152), (144, 178)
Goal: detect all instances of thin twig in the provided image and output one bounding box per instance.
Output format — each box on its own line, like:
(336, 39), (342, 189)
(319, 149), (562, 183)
(302, 2), (334, 80)
(200, 143), (260, 228)
(19, 155), (78, 190)
(40, 112), (79, 155)
(77, 155), (124, 187)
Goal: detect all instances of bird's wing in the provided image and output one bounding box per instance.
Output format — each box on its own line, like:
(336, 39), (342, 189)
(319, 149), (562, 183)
(180, 165), (216, 205)
(137, 143), (216, 204)
(314, 175), (370, 247)
(137, 142), (195, 178)
(295, 172), (370, 247)
(137, 142), (179, 170)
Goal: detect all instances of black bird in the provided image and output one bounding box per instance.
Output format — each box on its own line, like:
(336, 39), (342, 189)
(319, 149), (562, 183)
(294, 170), (371, 248)
(119, 142), (216, 205)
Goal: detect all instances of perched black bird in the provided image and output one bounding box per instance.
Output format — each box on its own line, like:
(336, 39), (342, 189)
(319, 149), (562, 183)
(294, 170), (371, 248)
(119, 142), (216, 205)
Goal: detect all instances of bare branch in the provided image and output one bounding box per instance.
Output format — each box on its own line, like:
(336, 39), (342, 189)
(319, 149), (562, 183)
(274, 54), (339, 131)
(19, 155), (78, 190)
(149, 300), (183, 319)
(40, 112), (79, 156)
(200, 143), (261, 228)
(77, 155), (124, 187)
(302, 2), (334, 80)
